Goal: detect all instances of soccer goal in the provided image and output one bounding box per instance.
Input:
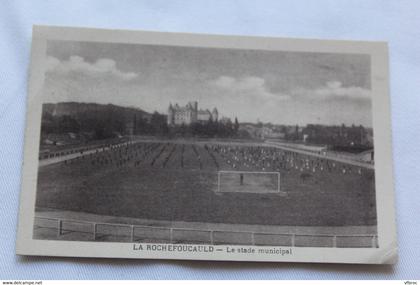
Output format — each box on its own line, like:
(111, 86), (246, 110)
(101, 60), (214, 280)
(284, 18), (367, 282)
(217, 170), (283, 194)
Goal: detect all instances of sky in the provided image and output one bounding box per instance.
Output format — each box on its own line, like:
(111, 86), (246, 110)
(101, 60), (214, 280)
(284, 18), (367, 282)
(43, 40), (372, 126)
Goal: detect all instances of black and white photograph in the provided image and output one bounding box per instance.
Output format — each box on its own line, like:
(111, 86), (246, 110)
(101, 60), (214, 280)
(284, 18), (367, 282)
(16, 26), (397, 263)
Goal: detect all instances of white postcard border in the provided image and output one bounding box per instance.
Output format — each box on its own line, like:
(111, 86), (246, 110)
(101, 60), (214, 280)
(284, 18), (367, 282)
(16, 25), (397, 264)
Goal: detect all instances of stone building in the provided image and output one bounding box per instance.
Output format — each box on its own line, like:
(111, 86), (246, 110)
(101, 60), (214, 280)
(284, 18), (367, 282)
(167, 101), (218, 125)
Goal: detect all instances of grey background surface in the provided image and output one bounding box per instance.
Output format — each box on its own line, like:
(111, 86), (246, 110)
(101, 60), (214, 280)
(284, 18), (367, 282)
(0, 0), (419, 279)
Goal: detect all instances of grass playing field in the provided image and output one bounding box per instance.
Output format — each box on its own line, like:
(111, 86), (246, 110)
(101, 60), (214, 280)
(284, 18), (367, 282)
(35, 140), (377, 227)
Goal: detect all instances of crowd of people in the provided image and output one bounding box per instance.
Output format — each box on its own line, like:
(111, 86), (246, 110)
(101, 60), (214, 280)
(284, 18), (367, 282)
(209, 144), (368, 177)
(63, 141), (157, 169)
(59, 141), (371, 179)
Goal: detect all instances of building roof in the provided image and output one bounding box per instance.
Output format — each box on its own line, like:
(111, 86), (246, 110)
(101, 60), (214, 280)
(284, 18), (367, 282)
(169, 102), (218, 115)
(170, 103), (194, 111)
(197, 109), (211, 115)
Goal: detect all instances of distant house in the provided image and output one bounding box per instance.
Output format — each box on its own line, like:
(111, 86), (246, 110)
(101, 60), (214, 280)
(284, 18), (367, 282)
(262, 126), (286, 139)
(167, 101), (218, 125)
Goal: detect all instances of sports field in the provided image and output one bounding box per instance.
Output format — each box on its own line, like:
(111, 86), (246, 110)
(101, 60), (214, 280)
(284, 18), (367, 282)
(35, 140), (377, 227)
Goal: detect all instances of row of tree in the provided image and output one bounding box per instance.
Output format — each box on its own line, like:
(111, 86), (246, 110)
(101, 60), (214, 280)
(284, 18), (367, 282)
(41, 108), (245, 141)
(41, 112), (126, 140)
(303, 124), (371, 147)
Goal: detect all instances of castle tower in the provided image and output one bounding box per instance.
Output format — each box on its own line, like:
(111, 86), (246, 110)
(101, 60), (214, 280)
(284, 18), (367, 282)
(189, 101), (198, 112)
(212, 107), (218, 122)
(188, 101), (198, 123)
(167, 103), (174, 125)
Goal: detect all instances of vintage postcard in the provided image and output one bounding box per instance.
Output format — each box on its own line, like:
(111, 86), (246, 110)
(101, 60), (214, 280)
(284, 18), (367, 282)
(16, 26), (397, 263)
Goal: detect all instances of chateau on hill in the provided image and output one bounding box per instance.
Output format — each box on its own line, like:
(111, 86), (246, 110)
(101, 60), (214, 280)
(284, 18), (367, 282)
(167, 101), (218, 126)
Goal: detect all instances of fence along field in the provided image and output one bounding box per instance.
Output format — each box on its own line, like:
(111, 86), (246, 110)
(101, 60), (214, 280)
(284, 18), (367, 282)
(33, 216), (378, 247)
(34, 140), (377, 246)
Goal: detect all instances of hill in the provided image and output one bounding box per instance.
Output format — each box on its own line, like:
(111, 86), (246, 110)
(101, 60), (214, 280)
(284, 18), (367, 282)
(41, 102), (156, 140)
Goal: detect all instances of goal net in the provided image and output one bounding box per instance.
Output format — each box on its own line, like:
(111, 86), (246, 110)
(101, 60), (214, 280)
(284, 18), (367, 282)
(217, 171), (281, 193)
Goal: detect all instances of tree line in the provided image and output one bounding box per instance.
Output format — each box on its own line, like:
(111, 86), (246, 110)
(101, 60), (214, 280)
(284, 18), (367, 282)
(41, 107), (246, 141)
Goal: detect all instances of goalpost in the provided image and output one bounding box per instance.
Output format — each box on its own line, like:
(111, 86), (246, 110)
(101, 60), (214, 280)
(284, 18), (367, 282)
(217, 170), (282, 194)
